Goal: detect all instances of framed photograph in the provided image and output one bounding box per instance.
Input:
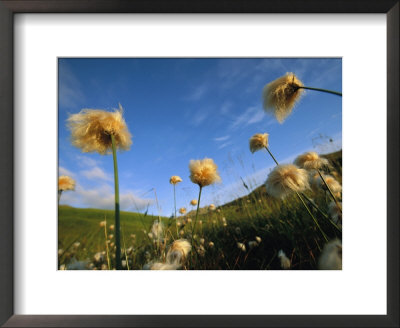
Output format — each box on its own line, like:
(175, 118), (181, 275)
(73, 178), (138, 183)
(1, 1), (398, 327)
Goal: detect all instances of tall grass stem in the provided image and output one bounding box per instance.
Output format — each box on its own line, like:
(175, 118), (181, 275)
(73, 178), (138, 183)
(295, 191), (328, 242)
(111, 134), (122, 270)
(192, 186), (203, 236)
(104, 217), (111, 270)
(298, 86), (342, 96)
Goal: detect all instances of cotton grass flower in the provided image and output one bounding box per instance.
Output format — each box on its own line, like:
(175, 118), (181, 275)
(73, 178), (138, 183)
(248, 241), (258, 249)
(295, 152), (341, 212)
(170, 176), (183, 218)
(189, 158), (221, 188)
(318, 239), (342, 270)
(58, 175), (75, 192)
(255, 236), (262, 244)
(266, 165), (328, 241)
(262, 73), (305, 123)
(294, 152), (329, 170)
(67, 105), (131, 270)
(190, 199), (198, 206)
(262, 73), (342, 123)
(179, 207), (187, 215)
(166, 239), (192, 266)
(237, 242), (246, 252)
(169, 176), (182, 185)
(209, 204), (216, 211)
(189, 158), (221, 235)
(278, 250), (291, 269)
(67, 105), (132, 155)
(312, 174), (342, 195)
(249, 133), (269, 153)
(265, 164), (310, 199)
(208, 241), (214, 248)
(151, 220), (164, 240)
(58, 175), (75, 201)
(149, 262), (181, 270)
(99, 220), (106, 228)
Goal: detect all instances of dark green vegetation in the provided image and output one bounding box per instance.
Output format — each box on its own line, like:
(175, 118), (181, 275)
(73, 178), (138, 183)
(59, 150), (342, 270)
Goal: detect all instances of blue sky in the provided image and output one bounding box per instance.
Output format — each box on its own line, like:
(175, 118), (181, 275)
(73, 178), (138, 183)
(58, 58), (342, 217)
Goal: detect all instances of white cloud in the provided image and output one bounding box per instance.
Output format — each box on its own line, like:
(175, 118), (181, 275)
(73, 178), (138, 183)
(59, 166), (75, 177)
(76, 155), (100, 167)
(220, 101), (233, 115)
(218, 142), (232, 150)
(183, 84), (207, 101)
(81, 166), (111, 181)
(214, 135), (230, 142)
(191, 110), (208, 126)
(60, 184), (153, 211)
(230, 106), (267, 129)
(59, 61), (85, 109)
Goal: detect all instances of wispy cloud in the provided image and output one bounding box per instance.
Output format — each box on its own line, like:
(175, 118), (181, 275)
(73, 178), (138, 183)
(230, 106), (268, 129)
(220, 101), (233, 115)
(183, 84), (207, 101)
(191, 110), (209, 126)
(58, 61), (85, 109)
(218, 142), (232, 150)
(214, 135), (230, 142)
(80, 166), (111, 181)
(59, 166), (75, 177)
(60, 184), (153, 211)
(76, 155), (100, 167)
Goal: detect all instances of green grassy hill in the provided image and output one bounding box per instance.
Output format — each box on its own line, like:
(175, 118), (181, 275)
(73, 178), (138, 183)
(58, 206), (163, 267)
(59, 150), (342, 270)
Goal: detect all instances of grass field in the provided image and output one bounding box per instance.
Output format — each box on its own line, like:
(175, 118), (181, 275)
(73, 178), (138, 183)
(58, 150), (342, 270)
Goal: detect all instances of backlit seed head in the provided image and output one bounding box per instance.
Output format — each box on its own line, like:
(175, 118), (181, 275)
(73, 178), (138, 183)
(262, 72), (304, 123)
(67, 106), (132, 155)
(249, 133), (269, 153)
(318, 239), (342, 270)
(294, 151), (329, 170)
(278, 250), (291, 269)
(58, 175), (76, 192)
(189, 158), (221, 187)
(237, 242), (246, 252)
(170, 175), (182, 185)
(265, 164), (310, 199)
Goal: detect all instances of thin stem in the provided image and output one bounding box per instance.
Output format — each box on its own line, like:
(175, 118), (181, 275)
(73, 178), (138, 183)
(302, 193), (342, 232)
(298, 86), (342, 97)
(264, 147), (279, 165)
(58, 190), (62, 202)
(191, 186), (202, 237)
(264, 146), (339, 233)
(111, 134), (122, 270)
(295, 191), (328, 242)
(317, 169), (342, 213)
(104, 217), (111, 270)
(122, 224), (130, 270)
(173, 185), (177, 218)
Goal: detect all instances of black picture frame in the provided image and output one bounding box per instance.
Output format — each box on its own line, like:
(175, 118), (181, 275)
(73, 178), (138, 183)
(0, 1), (398, 327)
